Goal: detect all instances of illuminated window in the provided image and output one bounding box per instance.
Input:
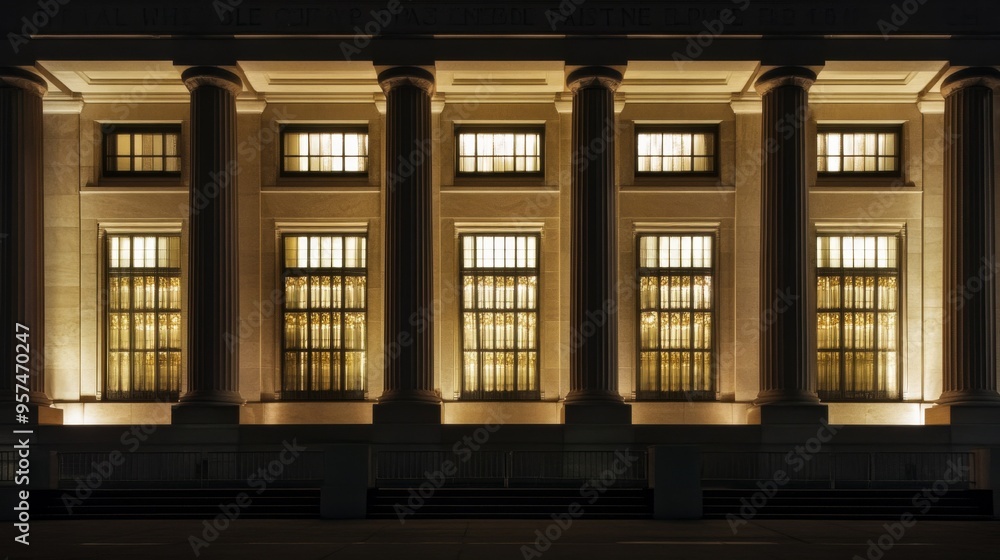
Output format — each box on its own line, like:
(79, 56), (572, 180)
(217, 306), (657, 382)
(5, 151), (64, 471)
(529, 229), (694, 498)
(817, 234), (901, 400)
(460, 234), (540, 400)
(281, 126), (369, 175)
(636, 126), (717, 175)
(102, 124), (181, 177)
(456, 128), (543, 175)
(281, 235), (367, 399)
(637, 234), (715, 400)
(105, 234), (182, 401)
(817, 127), (901, 175)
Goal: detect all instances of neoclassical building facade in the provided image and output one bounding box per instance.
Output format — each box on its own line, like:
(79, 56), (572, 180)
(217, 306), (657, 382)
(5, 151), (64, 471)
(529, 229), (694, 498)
(1, 0), (999, 519)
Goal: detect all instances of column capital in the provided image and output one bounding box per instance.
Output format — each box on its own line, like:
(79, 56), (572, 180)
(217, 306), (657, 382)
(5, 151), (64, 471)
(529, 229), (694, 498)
(940, 67), (1000, 98)
(567, 66), (623, 93)
(754, 67), (817, 97)
(0, 67), (47, 97)
(377, 66), (435, 95)
(181, 66), (243, 95)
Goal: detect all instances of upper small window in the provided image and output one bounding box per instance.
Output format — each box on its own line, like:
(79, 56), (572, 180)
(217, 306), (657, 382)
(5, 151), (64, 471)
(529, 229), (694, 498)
(817, 126), (901, 175)
(281, 126), (369, 176)
(456, 127), (543, 175)
(636, 126), (717, 176)
(102, 124), (181, 177)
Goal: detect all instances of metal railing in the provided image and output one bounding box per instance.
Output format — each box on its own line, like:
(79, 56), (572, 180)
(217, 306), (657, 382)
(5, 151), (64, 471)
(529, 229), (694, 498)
(57, 451), (325, 487)
(701, 451), (976, 489)
(375, 449), (648, 488)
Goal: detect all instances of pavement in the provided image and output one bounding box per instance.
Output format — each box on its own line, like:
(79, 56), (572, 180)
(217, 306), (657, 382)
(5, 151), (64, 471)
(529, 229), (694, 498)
(3, 518), (999, 560)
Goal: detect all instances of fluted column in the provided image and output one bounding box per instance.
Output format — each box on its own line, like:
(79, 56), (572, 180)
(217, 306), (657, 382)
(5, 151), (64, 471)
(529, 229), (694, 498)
(172, 67), (243, 424)
(750, 67), (827, 424)
(372, 67), (441, 424)
(0, 68), (61, 425)
(927, 67), (1000, 425)
(563, 66), (631, 424)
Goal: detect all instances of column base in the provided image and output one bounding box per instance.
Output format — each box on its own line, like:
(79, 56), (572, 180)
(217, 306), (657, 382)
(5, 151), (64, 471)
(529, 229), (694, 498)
(747, 403), (829, 425)
(563, 401), (632, 424)
(925, 403), (1000, 425)
(171, 403), (241, 424)
(0, 403), (63, 425)
(372, 401), (442, 424)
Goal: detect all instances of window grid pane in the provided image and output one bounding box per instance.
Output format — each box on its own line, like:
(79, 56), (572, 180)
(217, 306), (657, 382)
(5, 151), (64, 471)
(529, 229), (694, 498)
(816, 234), (901, 401)
(104, 126), (181, 176)
(460, 234), (540, 400)
(818, 128), (901, 174)
(637, 234), (716, 400)
(457, 130), (543, 174)
(105, 234), (182, 401)
(636, 129), (717, 175)
(282, 235), (368, 400)
(282, 129), (369, 175)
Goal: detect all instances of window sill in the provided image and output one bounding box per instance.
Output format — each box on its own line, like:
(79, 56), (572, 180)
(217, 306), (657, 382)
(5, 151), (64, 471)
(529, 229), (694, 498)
(813, 176), (912, 190)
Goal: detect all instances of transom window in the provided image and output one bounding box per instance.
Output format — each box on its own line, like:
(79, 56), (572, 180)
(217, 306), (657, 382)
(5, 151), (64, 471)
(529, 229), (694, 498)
(105, 234), (182, 401)
(281, 126), (369, 175)
(817, 234), (901, 401)
(636, 126), (717, 175)
(102, 124), (181, 177)
(282, 235), (368, 399)
(460, 234), (540, 400)
(456, 128), (543, 175)
(637, 234), (716, 400)
(817, 127), (901, 175)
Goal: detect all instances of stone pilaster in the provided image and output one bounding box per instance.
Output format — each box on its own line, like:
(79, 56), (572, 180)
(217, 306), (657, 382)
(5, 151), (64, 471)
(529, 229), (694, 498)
(563, 66), (631, 424)
(927, 67), (1000, 425)
(172, 67), (244, 424)
(0, 68), (61, 425)
(372, 67), (441, 424)
(748, 67), (827, 425)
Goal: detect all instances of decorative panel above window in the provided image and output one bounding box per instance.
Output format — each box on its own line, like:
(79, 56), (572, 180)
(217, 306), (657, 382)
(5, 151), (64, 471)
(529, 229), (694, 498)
(281, 234), (367, 400)
(456, 128), (543, 175)
(460, 234), (540, 400)
(817, 127), (901, 175)
(281, 126), (369, 176)
(105, 234), (182, 401)
(102, 124), (181, 177)
(816, 234), (901, 401)
(636, 126), (717, 175)
(636, 234), (716, 400)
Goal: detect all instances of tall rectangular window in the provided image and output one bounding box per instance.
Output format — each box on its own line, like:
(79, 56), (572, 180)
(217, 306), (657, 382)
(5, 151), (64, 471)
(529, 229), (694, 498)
(817, 234), (901, 400)
(282, 235), (367, 399)
(636, 126), (717, 175)
(281, 126), (369, 175)
(102, 124), (181, 177)
(105, 234), (182, 401)
(637, 234), (715, 400)
(460, 234), (540, 400)
(456, 128), (543, 175)
(817, 127), (901, 175)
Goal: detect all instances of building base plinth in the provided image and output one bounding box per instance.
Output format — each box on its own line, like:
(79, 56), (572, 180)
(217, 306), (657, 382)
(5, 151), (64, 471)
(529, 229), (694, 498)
(925, 404), (1000, 425)
(372, 401), (442, 424)
(1, 403), (63, 425)
(171, 404), (241, 424)
(748, 403), (829, 425)
(562, 402), (632, 424)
